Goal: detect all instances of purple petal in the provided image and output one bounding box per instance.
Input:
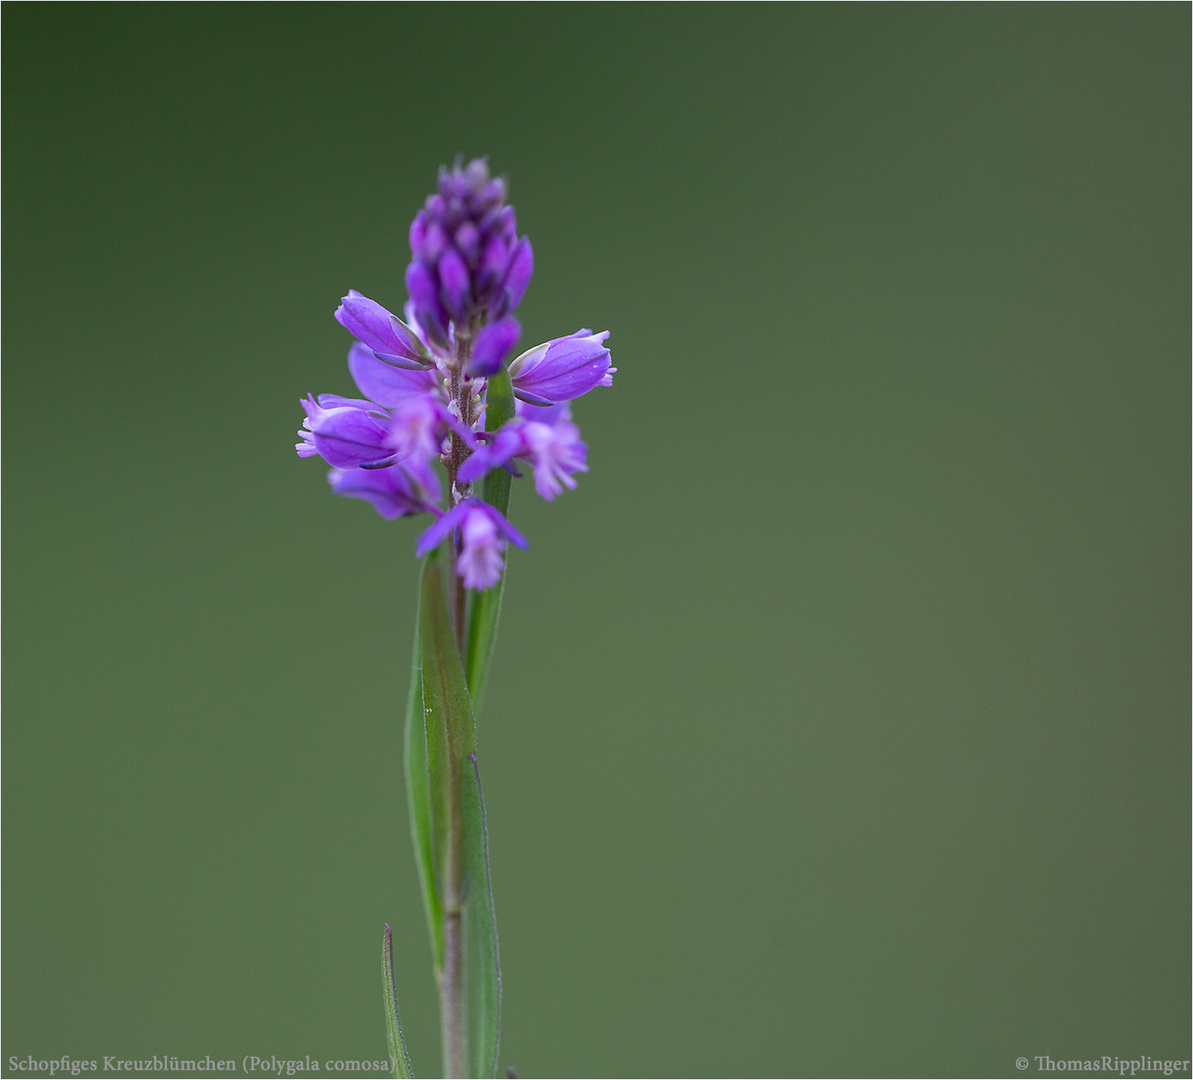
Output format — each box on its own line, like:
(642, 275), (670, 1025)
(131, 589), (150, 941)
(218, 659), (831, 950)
(497, 206), (518, 243)
(481, 177), (506, 206)
(477, 234), (510, 292)
(457, 423), (526, 484)
(480, 501), (529, 549)
(317, 392), (384, 412)
(405, 261), (449, 345)
(522, 417), (588, 501)
(416, 501), (471, 557)
(328, 465), (427, 519)
(399, 452), (443, 504)
(421, 221), (448, 263)
(500, 237), (533, 312)
(311, 407), (394, 468)
(467, 316), (522, 377)
(509, 330), (611, 403)
(335, 291), (425, 365)
(406, 261), (438, 310)
(477, 204), (502, 236)
(372, 348), (430, 372)
(403, 299), (421, 333)
(347, 342), (436, 408)
(454, 222), (480, 264)
(409, 211), (428, 257)
(385, 394), (448, 460)
(296, 396), (322, 457)
(438, 247), (472, 316)
(510, 388), (554, 408)
(515, 399), (569, 425)
(432, 400), (482, 450)
(456, 451), (491, 486)
(457, 510), (505, 590)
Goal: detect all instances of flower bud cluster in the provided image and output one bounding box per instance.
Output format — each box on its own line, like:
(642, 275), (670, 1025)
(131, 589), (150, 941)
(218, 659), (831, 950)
(406, 157), (533, 349)
(297, 159), (615, 590)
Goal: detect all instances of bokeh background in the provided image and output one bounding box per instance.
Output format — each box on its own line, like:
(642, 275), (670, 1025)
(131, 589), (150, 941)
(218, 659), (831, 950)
(4, 6), (1188, 1078)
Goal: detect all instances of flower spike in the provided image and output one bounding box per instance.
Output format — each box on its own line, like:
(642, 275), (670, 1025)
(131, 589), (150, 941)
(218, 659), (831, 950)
(299, 159), (613, 568)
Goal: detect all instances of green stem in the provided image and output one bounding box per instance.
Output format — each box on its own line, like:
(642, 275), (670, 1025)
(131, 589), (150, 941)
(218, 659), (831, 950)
(439, 909), (465, 1078)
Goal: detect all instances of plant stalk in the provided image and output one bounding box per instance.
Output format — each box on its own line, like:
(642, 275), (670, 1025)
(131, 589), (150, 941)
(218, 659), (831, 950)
(438, 907), (465, 1077)
(433, 329), (483, 1077)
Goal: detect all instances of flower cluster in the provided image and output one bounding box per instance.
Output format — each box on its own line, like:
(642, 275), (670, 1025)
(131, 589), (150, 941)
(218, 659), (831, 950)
(297, 158), (614, 589)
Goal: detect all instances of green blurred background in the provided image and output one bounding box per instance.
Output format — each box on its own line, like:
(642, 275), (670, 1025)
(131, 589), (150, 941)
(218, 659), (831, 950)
(3, 6), (1188, 1078)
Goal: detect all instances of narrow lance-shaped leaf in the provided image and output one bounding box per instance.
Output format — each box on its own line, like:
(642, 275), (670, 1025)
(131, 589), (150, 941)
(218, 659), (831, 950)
(382, 925), (416, 1079)
(403, 590), (443, 972)
(464, 752), (502, 1079)
(466, 365), (517, 709)
(420, 551), (477, 905)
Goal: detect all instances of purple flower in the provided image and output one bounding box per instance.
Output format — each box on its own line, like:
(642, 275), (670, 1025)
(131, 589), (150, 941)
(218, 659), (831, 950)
(501, 237), (534, 313)
(456, 425), (527, 484)
(328, 458), (442, 519)
(296, 395), (325, 458)
(458, 409), (588, 501)
(467, 315), (522, 378)
(521, 416), (588, 500)
(298, 394), (396, 469)
(406, 157), (534, 344)
(385, 394), (448, 460)
(384, 395), (480, 461)
(334, 291), (430, 369)
(404, 259), (449, 348)
(508, 330), (614, 405)
(415, 499), (529, 590)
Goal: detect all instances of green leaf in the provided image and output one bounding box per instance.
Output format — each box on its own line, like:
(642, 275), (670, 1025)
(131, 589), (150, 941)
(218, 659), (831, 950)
(420, 551), (476, 909)
(465, 365), (517, 710)
(464, 574), (506, 712)
(464, 752), (502, 1079)
(403, 594), (443, 973)
(382, 924), (416, 1079)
